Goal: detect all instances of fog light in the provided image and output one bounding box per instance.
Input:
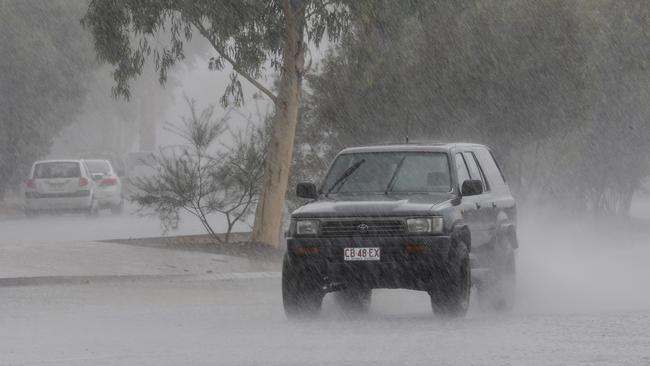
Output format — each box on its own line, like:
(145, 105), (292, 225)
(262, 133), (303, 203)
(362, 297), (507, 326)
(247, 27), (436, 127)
(294, 246), (320, 255)
(405, 244), (430, 253)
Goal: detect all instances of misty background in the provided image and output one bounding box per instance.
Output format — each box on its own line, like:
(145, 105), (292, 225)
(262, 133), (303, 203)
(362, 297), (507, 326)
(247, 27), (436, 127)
(1, 0), (649, 220)
(1, 1), (650, 365)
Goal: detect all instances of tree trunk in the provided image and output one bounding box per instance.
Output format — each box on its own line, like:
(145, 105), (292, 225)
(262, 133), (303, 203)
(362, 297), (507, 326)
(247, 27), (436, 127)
(251, 0), (305, 247)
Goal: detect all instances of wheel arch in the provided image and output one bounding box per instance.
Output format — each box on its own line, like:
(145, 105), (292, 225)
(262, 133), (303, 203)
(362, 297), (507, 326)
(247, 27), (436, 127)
(450, 221), (472, 252)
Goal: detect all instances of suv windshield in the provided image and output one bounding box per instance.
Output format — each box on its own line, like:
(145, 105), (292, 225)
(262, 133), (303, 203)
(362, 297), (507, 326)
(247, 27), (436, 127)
(322, 152), (451, 194)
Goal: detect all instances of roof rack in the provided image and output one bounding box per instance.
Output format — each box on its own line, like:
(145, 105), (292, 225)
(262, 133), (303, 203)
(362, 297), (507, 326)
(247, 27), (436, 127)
(369, 140), (449, 146)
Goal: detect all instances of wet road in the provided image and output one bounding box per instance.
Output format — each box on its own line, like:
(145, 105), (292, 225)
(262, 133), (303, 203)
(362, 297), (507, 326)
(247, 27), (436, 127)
(1, 276), (649, 366)
(2, 201), (650, 365)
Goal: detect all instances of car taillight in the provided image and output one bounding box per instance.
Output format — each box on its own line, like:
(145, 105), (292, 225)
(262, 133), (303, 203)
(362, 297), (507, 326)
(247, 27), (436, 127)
(101, 177), (118, 186)
(25, 179), (35, 189)
(79, 177), (89, 187)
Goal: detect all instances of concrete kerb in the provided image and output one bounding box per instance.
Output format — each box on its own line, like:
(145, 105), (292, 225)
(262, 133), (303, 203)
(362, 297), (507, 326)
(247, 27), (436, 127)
(0, 271), (281, 288)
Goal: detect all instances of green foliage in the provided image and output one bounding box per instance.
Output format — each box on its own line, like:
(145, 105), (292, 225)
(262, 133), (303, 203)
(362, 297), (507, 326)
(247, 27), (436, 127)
(133, 99), (267, 242)
(82, 0), (349, 105)
(302, 0), (650, 215)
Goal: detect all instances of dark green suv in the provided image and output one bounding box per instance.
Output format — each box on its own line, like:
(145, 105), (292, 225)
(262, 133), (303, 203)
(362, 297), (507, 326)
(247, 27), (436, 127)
(283, 143), (518, 318)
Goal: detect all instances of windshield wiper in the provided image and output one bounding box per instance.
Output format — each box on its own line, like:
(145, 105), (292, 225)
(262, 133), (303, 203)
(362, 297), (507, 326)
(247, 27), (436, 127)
(384, 155), (407, 194)
(325, 159), (366, 197)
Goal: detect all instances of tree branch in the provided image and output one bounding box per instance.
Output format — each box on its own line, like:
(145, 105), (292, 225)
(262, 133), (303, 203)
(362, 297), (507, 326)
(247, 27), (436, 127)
(191, 20), (278, 105)
(305, 1), (334, 19)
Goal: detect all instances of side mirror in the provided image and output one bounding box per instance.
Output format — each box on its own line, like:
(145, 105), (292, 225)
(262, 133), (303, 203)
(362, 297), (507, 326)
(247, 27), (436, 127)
(296, 182), (319, 199)
(461, 180), (483, 196)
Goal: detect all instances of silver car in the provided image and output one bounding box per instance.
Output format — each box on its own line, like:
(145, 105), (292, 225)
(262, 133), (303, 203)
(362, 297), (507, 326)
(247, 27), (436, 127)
(84, 159), (124, 214)
(24, 160), (98, 216)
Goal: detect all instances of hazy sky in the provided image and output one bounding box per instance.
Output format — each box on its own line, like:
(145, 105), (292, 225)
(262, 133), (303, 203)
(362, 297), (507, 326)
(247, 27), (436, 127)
(159, 54), (275, 148)
(159, 38), (327, 149)
(48, 35), (328, 157)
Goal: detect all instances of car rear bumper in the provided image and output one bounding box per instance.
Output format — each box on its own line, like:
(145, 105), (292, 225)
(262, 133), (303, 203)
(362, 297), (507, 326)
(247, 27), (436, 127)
(286, 235), (452, 291)
(94, 188), (122, 206)
(25, 194), (92, 211)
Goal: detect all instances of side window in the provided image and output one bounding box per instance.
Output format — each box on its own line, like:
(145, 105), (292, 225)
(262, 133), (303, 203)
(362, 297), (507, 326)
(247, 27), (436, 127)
(463, 152), (489, 191)
(475, 148), (507, 191)
(489, 150), (507, 183)
(455, 153), (470, 187)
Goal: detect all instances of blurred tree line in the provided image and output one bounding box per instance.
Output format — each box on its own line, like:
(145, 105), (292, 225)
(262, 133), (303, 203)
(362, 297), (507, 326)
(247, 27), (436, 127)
(50, 68), (177, 160)
(294, 0), (650, 216)
(0, 0), (180, 201)
(0, 0), (96, 200)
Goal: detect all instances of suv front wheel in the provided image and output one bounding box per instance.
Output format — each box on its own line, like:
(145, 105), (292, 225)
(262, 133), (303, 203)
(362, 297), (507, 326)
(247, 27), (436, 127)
(429, 242), (471, 318)
(282, 254), (324, 319)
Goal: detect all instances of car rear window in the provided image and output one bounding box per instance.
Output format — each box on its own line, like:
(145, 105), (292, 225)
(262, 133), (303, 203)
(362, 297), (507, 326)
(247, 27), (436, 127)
(86, 160), (111, 174)
(33, 162), (81, 179)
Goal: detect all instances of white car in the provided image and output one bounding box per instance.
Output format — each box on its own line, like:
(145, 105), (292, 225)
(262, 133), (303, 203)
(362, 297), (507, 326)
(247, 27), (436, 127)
(84, 159), (124, 214)
(24, 160), (98, 216)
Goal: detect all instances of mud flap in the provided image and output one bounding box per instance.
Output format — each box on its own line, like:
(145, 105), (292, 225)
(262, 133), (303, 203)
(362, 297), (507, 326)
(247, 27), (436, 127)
(499, 222), (518, 249)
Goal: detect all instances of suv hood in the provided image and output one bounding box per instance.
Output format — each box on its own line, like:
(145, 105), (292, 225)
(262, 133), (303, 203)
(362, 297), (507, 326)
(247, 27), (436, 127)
(292, 193), (455, 218)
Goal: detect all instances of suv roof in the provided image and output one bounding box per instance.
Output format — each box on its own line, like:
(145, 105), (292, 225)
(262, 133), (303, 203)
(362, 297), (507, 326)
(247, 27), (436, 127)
(339, 142), (487, 155)
(32, 159), (83, 165)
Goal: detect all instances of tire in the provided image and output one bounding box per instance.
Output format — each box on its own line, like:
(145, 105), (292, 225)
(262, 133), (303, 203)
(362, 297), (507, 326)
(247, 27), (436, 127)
(429, 242), (471, 318)
(110, 200), (124, 215)
(282, 254), (324, 319)
(86, 199), (99, 217)
(334, 288), (372, 314)
(478, 241), (516, 312)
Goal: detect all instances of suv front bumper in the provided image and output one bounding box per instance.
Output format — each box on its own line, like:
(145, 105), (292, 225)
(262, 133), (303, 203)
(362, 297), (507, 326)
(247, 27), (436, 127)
(287, 235), (452, 291)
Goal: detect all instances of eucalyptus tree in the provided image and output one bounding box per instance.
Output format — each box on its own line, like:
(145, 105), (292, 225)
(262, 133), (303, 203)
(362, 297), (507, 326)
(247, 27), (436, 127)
(82, 0), (349, 246)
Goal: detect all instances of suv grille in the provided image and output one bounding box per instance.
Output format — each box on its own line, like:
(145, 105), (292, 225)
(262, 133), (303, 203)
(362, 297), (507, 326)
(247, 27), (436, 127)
(320, 219), (405, 237)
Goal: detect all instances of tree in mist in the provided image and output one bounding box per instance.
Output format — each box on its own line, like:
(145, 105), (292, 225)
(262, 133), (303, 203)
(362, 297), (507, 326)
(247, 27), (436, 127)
(0, 0), (97, 199)
(82, 0), (352, 247)
(133, 99), (267, 244)
(300, 0), (650, 216)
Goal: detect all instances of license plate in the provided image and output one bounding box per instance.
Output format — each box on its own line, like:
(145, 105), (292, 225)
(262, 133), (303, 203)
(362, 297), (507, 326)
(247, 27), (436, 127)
(47, 184), (65, 192)
(343, 247), (380, 261)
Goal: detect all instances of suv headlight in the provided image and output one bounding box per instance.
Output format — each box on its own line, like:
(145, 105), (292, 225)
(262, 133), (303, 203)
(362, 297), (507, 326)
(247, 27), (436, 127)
(296, 220), (319, 235)
(406, 217), (443, 234)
